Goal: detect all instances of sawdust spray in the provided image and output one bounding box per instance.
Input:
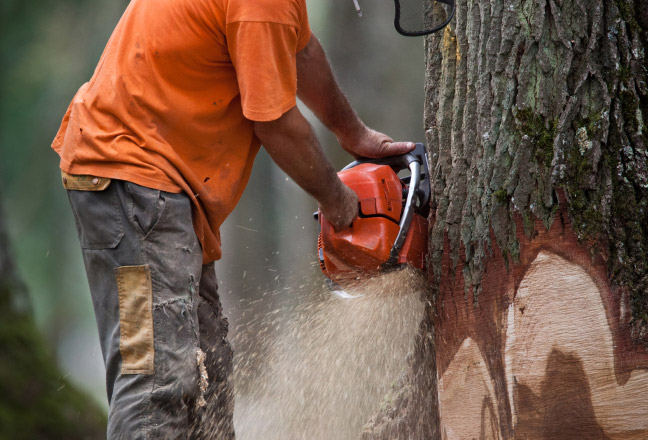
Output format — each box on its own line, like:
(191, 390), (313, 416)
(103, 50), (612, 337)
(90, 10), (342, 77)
(232, 267), (428, 439)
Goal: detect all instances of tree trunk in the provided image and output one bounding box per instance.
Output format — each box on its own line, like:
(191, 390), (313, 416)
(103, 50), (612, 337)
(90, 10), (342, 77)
(0, 193), (106, 439)
(363, 0), (648, 438)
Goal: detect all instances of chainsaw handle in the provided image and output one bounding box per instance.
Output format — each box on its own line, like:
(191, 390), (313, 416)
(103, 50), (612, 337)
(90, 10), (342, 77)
(341, 143), (425, 173)
(385, 160), (420, 266)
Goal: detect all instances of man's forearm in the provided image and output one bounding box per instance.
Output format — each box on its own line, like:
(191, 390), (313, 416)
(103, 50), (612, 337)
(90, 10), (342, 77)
(253, 106), (358, 230)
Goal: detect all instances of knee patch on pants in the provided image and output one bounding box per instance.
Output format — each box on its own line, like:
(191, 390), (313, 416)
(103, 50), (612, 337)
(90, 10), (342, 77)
(115, 265), (155, 375)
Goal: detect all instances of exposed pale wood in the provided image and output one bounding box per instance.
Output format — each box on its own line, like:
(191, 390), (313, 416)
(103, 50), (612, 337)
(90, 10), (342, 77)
(438, 338), (500, 440)
(509, 251), (648, 438)
(433, 207), (648, 439)
(437, 249), (648, 439)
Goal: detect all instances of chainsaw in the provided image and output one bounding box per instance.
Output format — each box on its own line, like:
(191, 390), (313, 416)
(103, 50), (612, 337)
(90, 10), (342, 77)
(315, 143), (430, 297)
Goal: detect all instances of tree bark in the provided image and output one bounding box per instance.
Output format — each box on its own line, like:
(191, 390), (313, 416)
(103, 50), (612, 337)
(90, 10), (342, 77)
(0, 193), (106, 439)
(363, 0), (648, 438)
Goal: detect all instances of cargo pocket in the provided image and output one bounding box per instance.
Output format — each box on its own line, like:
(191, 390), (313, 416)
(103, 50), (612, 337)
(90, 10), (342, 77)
(64, 172), (124, 249)
(115, 265), (155, 375)
(124, 181), (166, 238)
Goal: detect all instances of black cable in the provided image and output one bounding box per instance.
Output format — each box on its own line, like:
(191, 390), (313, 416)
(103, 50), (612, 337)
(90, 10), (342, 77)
(393, 0), (455, 37)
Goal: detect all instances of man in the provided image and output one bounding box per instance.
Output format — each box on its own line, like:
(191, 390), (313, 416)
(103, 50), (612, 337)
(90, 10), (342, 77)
(53, 0), (414, 438)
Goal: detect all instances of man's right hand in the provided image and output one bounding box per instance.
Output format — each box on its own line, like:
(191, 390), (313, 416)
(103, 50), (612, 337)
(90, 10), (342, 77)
(319, 183), (359, 231)
(254, 106), (359, 231)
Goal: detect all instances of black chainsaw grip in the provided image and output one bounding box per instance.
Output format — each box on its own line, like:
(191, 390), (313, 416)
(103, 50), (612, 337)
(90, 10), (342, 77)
(341, 143), (425, 172)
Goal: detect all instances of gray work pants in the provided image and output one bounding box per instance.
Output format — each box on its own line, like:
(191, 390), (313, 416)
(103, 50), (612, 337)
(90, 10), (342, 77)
(66, 177), (234, 439)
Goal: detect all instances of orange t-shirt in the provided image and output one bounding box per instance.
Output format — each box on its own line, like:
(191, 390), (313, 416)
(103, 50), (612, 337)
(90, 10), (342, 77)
(52, 0), (311, 262)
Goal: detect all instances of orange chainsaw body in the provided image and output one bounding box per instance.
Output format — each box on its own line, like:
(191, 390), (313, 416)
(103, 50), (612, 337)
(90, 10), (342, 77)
(318, 158), (429, 281)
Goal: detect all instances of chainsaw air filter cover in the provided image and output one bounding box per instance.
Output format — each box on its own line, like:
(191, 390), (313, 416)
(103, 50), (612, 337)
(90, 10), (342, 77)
(317, 144), (430, 281)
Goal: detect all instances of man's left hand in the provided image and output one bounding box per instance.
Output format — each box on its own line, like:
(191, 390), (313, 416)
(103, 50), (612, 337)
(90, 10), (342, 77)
(339, 126), (415, 159)
(295, 36), (416, 161)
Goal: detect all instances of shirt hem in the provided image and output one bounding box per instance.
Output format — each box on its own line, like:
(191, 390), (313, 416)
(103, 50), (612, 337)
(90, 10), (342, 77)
(243, 99), (297, 122)
(296, 30), (312, 52)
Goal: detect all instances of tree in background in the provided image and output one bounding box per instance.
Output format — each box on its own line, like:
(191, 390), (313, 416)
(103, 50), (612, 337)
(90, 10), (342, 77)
(364, 0), (648, 438)
(1, 0), (127, 402)
(0, 190), (106, 438)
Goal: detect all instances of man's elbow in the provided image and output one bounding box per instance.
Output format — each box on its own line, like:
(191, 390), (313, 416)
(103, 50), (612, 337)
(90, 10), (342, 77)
(253, 105), (303, 143)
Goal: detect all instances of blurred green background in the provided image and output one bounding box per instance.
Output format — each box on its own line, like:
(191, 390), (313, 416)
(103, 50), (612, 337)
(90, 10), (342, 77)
(0, 0), (425, 410)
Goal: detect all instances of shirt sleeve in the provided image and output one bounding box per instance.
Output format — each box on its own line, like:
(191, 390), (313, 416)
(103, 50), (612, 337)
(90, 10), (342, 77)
(226, 18), (312, 122)
(295, 0), (312, 52)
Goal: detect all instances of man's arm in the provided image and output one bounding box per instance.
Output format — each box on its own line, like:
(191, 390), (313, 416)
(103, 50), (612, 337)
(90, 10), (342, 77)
(296, 34), (414, 159)
(254, 32), (413, 230)
(254, 106), (358, 231)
